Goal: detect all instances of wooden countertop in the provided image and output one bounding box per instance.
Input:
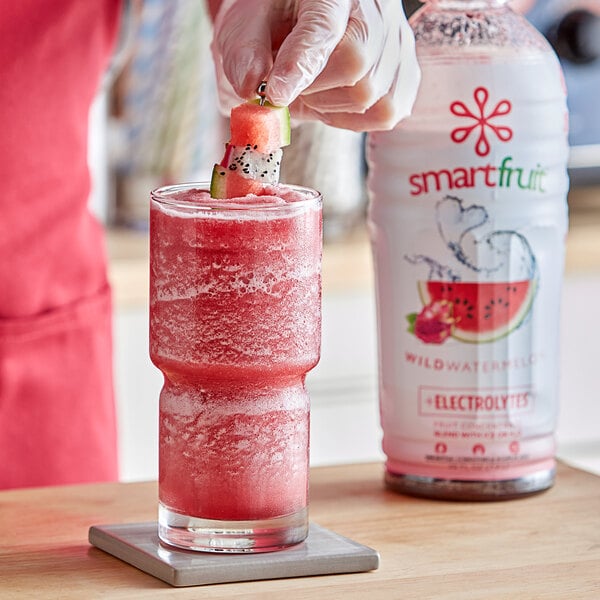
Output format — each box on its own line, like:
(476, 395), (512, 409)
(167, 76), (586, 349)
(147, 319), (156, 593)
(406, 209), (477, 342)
(107, 186), (600, 308)
(2, 461), (600, 598)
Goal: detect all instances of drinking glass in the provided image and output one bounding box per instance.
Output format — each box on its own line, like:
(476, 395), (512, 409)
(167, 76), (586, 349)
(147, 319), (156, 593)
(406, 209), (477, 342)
(149, 182), (322, 552)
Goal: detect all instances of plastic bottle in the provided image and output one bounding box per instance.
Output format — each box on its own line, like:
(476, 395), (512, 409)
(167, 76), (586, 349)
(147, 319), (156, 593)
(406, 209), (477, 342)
(367, 0), (569, 500)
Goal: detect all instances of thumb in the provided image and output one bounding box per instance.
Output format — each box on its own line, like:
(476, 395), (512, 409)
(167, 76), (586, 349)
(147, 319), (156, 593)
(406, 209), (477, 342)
(211, 1), (274, 100)
(267, 0), (351, 106)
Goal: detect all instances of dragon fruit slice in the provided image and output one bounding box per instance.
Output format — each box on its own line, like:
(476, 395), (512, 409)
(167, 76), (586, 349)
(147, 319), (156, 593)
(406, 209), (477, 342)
(221, 143), (283, 183)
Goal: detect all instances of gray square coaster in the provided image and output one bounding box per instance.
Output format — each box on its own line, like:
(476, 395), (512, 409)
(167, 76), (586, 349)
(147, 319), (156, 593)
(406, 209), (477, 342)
(88, 522), (379, 587)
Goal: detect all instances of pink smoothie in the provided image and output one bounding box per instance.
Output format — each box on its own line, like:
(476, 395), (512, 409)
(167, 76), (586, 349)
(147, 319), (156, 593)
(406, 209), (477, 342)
(150, 185), (322, 521)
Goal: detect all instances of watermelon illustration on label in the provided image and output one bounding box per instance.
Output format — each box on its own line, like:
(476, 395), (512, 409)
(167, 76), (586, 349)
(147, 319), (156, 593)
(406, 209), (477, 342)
(416, 279), (536, 343)
(406, 195), (538, 345)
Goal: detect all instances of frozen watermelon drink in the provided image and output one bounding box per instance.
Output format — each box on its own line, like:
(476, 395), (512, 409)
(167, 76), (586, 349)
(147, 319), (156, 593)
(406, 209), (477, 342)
(150, 182), (322, 552)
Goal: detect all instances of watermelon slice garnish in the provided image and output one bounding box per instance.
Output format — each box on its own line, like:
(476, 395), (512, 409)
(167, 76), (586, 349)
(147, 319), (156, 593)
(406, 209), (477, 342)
(210, 99), (291, 199)
(229, 99), (290, 152)
(417, 279), (537, 343)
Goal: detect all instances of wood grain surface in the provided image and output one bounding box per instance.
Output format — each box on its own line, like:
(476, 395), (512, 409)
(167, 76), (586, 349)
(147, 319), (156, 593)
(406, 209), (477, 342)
(1, 461), (599, 598)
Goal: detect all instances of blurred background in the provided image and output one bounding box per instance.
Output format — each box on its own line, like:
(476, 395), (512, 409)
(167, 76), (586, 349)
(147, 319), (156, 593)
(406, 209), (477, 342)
(91, 0), (600, 481)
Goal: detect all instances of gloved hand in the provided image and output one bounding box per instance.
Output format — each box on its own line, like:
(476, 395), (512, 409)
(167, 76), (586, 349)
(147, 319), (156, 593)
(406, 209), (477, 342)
(210, 0), (420, 131)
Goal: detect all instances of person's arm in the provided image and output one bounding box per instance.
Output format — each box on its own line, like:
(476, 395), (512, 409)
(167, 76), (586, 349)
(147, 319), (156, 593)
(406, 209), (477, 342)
(206, 0), (222, 21)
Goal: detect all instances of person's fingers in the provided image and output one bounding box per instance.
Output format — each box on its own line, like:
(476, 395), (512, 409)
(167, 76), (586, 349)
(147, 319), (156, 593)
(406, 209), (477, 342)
(212, 0), (420, 130)
(212, 58), (248, 115)
(290, 18), (419, 132)
(363, 12), (420, 128)
(266, 0), (352, 106)
(211, 1), (274, 100)
(302, 0), (384, 94)
(301, 16), (398, 113)
(302, 0), (405, 113)
(290, 2), (419, 130)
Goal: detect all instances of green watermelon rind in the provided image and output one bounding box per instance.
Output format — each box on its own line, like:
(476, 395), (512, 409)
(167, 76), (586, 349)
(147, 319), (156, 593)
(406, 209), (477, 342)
(417, 279), (537, 344)
(210, 164), (227, 198)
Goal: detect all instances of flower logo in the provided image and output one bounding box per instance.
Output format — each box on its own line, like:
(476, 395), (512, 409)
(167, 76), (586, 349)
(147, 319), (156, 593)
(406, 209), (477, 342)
(450, 87), (513, 157)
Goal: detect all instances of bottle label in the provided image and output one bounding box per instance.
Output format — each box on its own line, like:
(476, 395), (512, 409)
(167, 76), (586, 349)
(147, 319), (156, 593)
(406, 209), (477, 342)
(368, 59), (569, 481)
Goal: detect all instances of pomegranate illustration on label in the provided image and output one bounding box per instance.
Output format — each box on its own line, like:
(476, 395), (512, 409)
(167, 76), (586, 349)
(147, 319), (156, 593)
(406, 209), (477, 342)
(409, 299), (456, 344)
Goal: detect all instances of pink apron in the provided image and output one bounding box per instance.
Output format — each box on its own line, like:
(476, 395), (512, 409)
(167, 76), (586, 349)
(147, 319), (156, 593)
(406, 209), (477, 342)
(0, 0), (122, 487)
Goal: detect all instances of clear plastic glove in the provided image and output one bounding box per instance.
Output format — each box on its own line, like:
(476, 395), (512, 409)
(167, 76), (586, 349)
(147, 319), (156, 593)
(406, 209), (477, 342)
(210, 0), (420, 131)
